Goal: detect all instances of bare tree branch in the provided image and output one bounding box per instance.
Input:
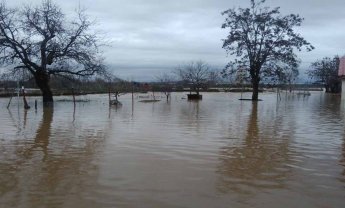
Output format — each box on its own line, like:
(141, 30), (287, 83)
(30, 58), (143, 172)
(0, 0), (106, 102)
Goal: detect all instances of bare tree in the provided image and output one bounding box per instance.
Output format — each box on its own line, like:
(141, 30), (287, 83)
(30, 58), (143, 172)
(112, 81), (132, 103)
(156, 73), (175, 101)
(278, 65), (299, 92)
(176, 61), (210, 96)
(0, 0), (105, 103)
(100, 71), (129, 103)
(221, 0), (313, 100)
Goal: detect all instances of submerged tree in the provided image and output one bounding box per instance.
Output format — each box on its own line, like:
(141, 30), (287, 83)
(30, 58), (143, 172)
(112, 81), (131, 103)
(264, 61), (299, 91)
(101, 71), (127, 103)
(156, 73), (175, 101)
(308, 56), (341, 93)
(0, 0), (105, 103)
(176, 61), (211, 96)
(221, 0), (313, 100)
(282, 66), (299, 92)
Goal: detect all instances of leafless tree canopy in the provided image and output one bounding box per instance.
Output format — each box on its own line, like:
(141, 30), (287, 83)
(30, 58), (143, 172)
(156, 73), (175, 84)
(0, 0), (105, 102)
(221, 0), (313, 100)
(176, 61), (211, 95)
(156, 73), (175, 100)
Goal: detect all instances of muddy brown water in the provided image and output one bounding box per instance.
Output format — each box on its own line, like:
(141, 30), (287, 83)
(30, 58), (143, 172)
(0, 92), (344, 208)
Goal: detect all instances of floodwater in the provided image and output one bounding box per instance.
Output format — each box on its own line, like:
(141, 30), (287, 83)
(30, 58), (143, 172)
(0, 92), (344, 208)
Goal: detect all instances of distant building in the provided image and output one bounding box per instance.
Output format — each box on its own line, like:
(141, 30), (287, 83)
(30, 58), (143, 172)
(339, 56), (345, 99)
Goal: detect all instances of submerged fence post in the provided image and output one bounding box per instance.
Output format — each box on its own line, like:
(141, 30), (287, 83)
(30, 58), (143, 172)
(131, 82), (134, 116)
(108, 87), (111, 105)
(132, 83), (134, 103)
(22, 87), (30, 110)
(72, 87), (76, 107)
(7, 95), (13, 109)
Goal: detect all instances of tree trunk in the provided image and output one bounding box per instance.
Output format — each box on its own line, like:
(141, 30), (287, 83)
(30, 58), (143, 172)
(328, 82), (342, 93)
(324, 84), (330, 93)
(34, 70), (53, 103)
(251, 76), (260, 101)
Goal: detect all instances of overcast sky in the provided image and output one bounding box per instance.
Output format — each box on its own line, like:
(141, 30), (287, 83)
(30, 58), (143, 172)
(7, 0), (345, 81)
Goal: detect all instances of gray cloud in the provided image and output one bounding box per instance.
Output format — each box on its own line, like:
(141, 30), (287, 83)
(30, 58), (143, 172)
(7, 0), (345, 81)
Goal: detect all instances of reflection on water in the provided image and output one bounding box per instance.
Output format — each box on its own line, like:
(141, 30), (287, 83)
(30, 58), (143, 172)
(0, 93), (345, 208)
(24, 107), (53, 160)
(217, 102), (292, 194)
(0, 102), (109, 208)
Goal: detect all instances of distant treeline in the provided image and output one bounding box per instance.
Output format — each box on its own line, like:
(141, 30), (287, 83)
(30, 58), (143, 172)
(0, 74), (324, 97)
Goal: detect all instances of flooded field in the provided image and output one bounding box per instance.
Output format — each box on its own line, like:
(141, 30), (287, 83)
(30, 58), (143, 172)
(0, 92), (344, 208)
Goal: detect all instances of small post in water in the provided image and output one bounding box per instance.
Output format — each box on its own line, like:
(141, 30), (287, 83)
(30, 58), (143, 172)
(7, 94), (13, 109)
(22, 86), (30, 110)
(108, 87), (111, 105)
(132, 82), (134, 104)
(72, 87), (76, 107)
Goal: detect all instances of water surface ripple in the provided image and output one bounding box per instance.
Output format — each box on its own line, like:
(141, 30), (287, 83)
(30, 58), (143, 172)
(0, 92), (344, 208)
